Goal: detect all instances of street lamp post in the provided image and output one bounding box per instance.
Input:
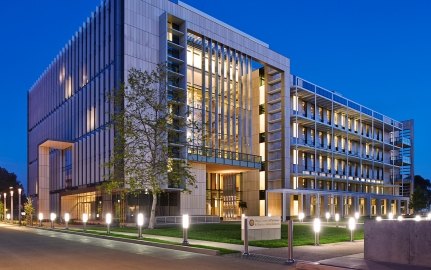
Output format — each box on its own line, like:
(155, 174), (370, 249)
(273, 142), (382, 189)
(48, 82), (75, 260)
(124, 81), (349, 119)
(64, 213), (70, 230)
(348, 217), (356, 242)
(182, 214), (190, 245)
(18, 188), (22, 226)
(50, 213), (56, 229)
(137, 213), (144, 238)
(82, 213), (88, 232)
(106, 213), (112, 235)
(3, 193), (6, 221)
(313, 218), (321, 246)
(38, 213), (44, 227)
(10, 189), (14, 223)
(335, 213), (340, 227)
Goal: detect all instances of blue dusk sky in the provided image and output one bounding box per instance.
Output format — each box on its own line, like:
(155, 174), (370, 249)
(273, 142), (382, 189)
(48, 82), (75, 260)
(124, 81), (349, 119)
(0, 0), (429, 191)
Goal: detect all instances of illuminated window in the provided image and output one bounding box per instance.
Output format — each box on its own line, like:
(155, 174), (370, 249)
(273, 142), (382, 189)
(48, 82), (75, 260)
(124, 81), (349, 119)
(87, 107), (96, 132)
(292, 95), (298, 111)
(292, 122), (298, 138)
(293, 149), (298, 164)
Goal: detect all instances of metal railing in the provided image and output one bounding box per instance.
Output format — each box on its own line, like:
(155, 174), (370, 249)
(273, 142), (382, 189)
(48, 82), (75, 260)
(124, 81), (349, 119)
(187, 145), (262, 163)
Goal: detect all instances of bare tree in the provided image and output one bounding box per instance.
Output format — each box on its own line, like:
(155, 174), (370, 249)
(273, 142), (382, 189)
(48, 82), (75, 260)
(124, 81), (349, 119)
(104, 64), (197, 229)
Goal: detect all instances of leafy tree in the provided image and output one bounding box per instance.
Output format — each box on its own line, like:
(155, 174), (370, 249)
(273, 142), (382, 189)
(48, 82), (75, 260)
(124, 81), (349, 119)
(104, 65), (197, 229)
(0, 166), (25, 215)
(23, 197), (35, 225)
(409, 175), (431, 212)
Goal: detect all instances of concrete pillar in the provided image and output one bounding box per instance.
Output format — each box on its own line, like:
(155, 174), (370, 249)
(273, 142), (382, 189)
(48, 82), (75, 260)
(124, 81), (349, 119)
(385, 199), (391, 215)
(323, 195), (329, 216)
(376, 199), (382, 216)
(365, 197), (372, 218)
(339, 195), (344, 217)
(299, 193), (304, 214)
(38, 146), (50, 218)
(396, 200), (402, 215)
(305, 194), (311, 217)
(316, 194), (321, 217)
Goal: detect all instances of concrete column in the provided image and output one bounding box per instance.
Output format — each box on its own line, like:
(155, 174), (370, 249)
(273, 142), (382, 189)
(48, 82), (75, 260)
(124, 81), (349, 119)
(305, 194), (311, 217)
(299, 193), (304, 214)
(376, 199), (382, 216)
(396, 200), (402, 215)
(365, 197), (372, 218)
(316, 194), (321, 217)
(385, 199), (391, 216)
(355, 196), (359, 214)
(339, 195), (344, 217)
(38, 146), (50, 218)
(323, 195), (329, 216)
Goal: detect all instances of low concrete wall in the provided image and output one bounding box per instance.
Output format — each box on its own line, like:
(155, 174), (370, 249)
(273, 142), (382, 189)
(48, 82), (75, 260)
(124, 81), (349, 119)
(364, 219), (431, 267)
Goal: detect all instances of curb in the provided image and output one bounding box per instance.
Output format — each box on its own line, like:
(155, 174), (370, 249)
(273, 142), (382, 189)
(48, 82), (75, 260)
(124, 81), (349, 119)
(296, 262), (349, 270)
(27, 226), (222, 256)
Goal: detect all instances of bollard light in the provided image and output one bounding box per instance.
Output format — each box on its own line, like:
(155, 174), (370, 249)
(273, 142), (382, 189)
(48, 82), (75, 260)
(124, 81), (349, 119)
(38, 213), (44, 226)
(137, 213), (144, 239)
(376, 216), (382, 221)
(106, 213), (112, 235)
(3, 193), (6, 222)
(182, 214), (190, 245)
(325, 212), (330, 223)
(348, 217), (356, 242)
(6, 213), (10, 220)
(50, 213), (56, 229)
(335, 213), (340, 227)
(82, 213), (88, 232)
(388, 212), (394, 220)
(427, 213), (431, 221)
(64, 213), (70, 230)
(313, 218), (321, 246)
(354, 212), (360, 220)
(298, 212), (305, 223)
(415, 215), (421, 222)
(268, 213), (272, 217)
(397, 216), (403, 221)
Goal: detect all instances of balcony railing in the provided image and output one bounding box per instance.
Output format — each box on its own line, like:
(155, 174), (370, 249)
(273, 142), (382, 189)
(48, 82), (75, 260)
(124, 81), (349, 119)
(187, 145), (261, 169)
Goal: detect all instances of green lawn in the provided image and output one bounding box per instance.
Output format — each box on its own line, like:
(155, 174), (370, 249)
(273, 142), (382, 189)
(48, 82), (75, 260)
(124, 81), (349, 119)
(89, 223), (363, 248)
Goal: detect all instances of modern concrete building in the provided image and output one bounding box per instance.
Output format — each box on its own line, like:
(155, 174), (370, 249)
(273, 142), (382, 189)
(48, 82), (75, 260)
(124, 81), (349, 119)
(28, 0), (413, 222)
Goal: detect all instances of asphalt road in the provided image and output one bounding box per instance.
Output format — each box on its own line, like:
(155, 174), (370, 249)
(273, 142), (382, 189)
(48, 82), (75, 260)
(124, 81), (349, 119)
(0, 224), (289, 270)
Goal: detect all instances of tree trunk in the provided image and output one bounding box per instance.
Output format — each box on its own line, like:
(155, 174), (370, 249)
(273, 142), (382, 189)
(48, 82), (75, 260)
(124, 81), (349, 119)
(148, 193), (158, 229)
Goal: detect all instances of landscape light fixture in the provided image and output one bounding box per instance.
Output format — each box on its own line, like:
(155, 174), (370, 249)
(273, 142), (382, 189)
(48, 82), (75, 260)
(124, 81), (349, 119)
(182, 214), (190, 245)
(137, 213), (144, 238)
(106, 213), (112, 235)
(354, 212), (360, 220)
(313, 218), (321, 246)
(427, 213), (431, 221)
(6, 213), (10, 220)
(50, 213), (56, 229)
(298, 212), (305, 223)
(335, 213), (340, 227)
(82, 213), (88, 231)
(64, 213), (70, 230)
(376, 216), (382, 222)
(348, 217), (356, 242)
(18, 188), (22, 226)
(397, 215), (403, 221)
(38, 213), (44, 226)
(3, 193), (6, 222)
(415, 215), (421, 222)
(10, 189), (14, 222)
(388, 212), (394, 220)
(325, 212), (330, 223)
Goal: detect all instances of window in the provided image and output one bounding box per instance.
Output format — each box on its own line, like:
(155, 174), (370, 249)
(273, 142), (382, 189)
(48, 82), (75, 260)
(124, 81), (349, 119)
(259, 132), (266, 143)
(292, 95), (298, 111)
(259, 104), (265, 115)
(292, 122), (298, 138)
